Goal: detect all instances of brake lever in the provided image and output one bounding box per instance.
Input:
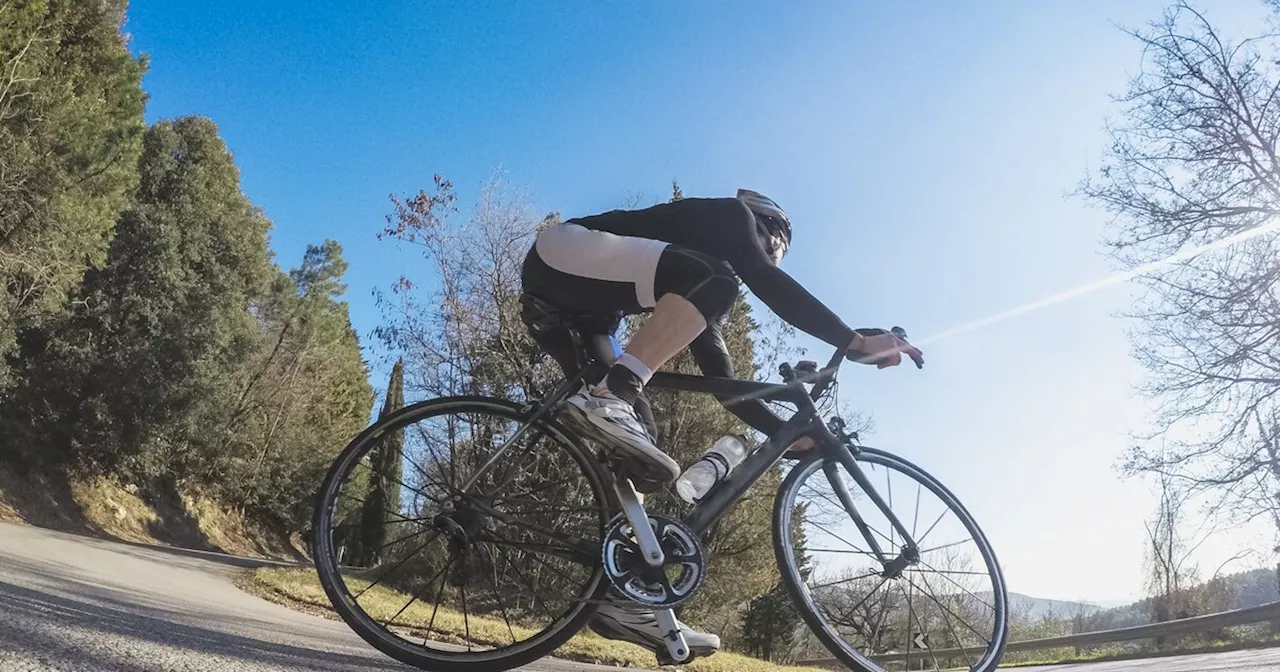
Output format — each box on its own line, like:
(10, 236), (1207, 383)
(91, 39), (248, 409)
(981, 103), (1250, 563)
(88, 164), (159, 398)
(827, 416), (860, 445)
(891, 326), (924, 370)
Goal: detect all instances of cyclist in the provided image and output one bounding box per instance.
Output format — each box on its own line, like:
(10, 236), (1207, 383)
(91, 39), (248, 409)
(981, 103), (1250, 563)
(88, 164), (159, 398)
(519, 189), (924, 661)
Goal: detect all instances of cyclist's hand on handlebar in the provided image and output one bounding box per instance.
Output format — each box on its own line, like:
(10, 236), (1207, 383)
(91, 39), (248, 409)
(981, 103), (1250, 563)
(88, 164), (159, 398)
(847, 327), (924, 369)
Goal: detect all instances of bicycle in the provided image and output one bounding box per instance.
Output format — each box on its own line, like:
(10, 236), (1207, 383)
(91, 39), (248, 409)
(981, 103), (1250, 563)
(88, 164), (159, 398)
(312, 297), (1010, 672)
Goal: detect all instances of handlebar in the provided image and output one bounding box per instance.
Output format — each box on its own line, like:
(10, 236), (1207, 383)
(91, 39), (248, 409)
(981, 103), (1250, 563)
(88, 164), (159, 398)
(780, 326), (916, 402)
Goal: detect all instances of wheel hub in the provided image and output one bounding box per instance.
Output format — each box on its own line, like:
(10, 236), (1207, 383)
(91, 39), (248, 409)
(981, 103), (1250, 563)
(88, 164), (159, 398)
(434, 500), (493, 586)
(880, 545), (920, 579)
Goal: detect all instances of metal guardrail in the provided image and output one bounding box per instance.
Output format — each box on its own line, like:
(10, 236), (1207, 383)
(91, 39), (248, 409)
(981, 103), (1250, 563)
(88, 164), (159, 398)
(797, 600), (1280, 668)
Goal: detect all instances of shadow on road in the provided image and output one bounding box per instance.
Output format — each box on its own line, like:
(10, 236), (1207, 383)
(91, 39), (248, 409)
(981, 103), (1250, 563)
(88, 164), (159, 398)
(0, 573), (398, 671)
(75, 529), (308, 571)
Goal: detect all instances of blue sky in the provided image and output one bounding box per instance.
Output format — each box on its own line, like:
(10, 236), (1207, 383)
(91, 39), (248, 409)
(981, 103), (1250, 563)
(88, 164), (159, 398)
(124, 1), (1274, 603)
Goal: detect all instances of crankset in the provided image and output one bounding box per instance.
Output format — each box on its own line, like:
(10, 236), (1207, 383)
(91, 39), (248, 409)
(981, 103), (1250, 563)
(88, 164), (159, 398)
(601, 513), (706, 608)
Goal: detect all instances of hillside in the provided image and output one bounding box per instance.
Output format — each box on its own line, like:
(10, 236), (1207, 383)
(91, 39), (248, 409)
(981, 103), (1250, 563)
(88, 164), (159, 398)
(1082, 568), (1280, 630)
(1008, 593), (1103, 620)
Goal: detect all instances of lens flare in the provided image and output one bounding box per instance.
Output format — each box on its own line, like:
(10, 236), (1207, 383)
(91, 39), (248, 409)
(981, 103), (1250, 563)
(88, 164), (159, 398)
(721, 218), (1279, 410)
(916, 218), (1280, 347)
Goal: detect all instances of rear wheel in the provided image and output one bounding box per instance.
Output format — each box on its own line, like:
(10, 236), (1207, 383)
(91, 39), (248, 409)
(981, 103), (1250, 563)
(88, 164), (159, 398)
(774, 449), (1009, 672)
(313, 396), (610, 672)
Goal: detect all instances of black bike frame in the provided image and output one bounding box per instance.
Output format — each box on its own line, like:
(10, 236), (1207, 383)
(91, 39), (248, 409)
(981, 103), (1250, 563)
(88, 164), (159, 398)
(570, 332), (921, 559)
(646, 368), (825, 536)
(455, 324), (920, 570)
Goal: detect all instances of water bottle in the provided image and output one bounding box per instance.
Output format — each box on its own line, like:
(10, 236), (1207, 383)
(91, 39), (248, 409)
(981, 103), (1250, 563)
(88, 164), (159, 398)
(675, 434), (748, 504)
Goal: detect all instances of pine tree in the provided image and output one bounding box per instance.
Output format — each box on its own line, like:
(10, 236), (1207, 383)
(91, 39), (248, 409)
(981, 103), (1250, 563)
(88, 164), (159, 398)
(742, 502), (810, 661)
(220, 239), (373, 528)
(14, 116), (272, 477)
(357, 359), (406, 566)
(0, 0), (146, 389)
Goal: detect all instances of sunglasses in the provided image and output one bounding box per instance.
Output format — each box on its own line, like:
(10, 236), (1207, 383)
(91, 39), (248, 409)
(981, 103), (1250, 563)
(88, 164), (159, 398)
(758, 221), (789, 259)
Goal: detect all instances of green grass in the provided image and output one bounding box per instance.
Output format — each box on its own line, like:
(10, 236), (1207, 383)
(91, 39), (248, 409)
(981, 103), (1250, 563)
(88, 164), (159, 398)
(248, 566), (828, 672)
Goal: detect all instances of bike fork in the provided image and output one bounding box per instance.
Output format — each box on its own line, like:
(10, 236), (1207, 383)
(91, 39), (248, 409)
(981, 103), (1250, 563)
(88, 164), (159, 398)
(612, 477), (691, 664)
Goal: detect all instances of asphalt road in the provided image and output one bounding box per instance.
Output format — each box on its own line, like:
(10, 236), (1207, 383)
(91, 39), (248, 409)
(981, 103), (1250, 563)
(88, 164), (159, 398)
(0, 522), (634, 672)
(1, 522), (1278, 672)
(1009, 650), (1280, 672)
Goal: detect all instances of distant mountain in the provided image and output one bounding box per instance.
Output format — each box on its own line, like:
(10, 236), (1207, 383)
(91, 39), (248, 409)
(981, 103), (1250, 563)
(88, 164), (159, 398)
(988, 568), (1280, 628)
(1053, 567), (1280, 631)
(1007, 593), (1104, 620)
(1088, 599), (1138, 609)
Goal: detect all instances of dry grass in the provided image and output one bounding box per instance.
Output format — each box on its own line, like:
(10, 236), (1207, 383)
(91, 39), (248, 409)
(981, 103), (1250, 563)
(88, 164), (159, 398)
(70, 478), (161, 544)
(250, 566), (828, 672)
(0, 461), (303, 560)
(180, 495), (305, 559)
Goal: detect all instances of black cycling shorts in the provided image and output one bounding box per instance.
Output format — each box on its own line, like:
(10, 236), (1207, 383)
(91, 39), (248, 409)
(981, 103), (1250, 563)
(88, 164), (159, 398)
(521, 222), (737, 323)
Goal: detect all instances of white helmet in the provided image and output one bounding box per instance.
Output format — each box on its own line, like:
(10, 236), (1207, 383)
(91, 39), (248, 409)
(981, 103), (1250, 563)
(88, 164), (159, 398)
(736, 189), (792, 249)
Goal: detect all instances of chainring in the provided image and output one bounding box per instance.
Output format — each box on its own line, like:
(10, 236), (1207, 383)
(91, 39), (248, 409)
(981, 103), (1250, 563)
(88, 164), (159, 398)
(602, 514), (706, 608)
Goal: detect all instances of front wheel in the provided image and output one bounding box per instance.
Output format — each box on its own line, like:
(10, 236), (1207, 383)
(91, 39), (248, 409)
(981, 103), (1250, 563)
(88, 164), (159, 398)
(774, 449), (1009, 672)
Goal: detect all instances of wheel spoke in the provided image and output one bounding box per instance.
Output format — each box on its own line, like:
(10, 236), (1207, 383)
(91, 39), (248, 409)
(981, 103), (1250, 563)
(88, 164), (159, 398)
(916, 508), (950, 547)
(906, 573), (976, 668)
(866, 521), (900, 553)
(912, 481), (922, 538)
(424, 555), (452, 643)
(461, 580), (472, 651)
(364, 441), (448, 508)
(807, 519), (873, 556)
(903, 572), (913, 670)
(472, 543), (522, 646)
(337, 491), (430, 527)
(833, 575), (890, 616)
(807, 547), (879, 556)
(353, 531), (441, 599)
(871, 584), (892, 654)
(906, 573), (992, 645)
(468, 499), (597, 558)
(498, 548), (563, 623)
(809, 467), (899, 554)
(911, 558), (995, 611)
(809, 570), (882, 592)
(905, 566), (992, 578)
(898, 580), (942, 671)
(369, 523), (434, 556)
(385, 561), (451, 629)
(485, 434), (542, 497)
(483, 530), (596, 566)
(919, 537), (973, 555)
(494, 476), (573, 504)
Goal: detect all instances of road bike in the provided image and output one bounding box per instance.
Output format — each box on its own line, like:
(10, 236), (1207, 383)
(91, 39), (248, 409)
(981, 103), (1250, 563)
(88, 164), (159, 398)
(311, 296), (1010, 672)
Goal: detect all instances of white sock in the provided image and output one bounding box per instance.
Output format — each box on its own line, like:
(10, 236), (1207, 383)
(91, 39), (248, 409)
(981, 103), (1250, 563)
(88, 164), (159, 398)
(615, 353), (653, 384)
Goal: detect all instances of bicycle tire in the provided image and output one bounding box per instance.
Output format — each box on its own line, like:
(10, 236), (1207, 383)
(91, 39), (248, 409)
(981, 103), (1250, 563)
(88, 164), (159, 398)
(313, 395), (611, 672)
(773, 449), (1010, 672)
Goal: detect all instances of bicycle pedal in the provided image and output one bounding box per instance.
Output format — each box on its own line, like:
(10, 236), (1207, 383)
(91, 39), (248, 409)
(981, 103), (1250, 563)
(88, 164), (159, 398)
(601, 456), (666, 494)
(654, 609), (691, 664)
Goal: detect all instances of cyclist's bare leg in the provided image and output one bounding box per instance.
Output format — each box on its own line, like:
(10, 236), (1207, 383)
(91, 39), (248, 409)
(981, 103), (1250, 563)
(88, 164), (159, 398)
(617, 293), (706, 375)
(589, 293), (704, 408)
